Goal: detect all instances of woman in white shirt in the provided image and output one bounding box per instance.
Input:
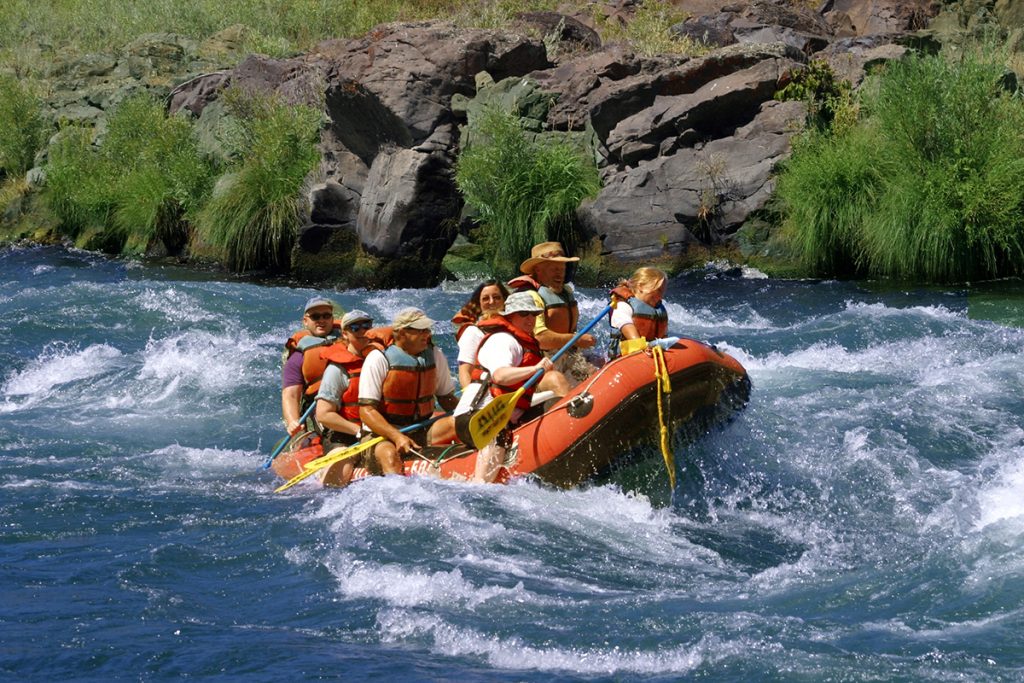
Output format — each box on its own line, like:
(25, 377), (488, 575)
(451, 280), (509, 388)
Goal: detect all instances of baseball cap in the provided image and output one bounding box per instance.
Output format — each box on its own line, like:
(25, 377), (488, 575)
(392, 307), (434, 330)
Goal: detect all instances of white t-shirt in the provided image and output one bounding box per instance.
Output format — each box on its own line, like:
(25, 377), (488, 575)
(454, 332), (523, 417)
(358, 345), (456, 404)
(315, 364), (350, 405)
(456, 325), (485, 366)
(610, 301), (635, 332)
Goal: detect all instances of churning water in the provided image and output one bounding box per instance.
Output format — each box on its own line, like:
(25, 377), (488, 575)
(2, 245), (1022, 681)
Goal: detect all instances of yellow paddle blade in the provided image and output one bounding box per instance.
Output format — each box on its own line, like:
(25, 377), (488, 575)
(274, 436), (383, 493)
(467, 387), (524, 449)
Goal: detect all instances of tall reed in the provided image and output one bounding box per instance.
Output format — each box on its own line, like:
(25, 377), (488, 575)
(456, 106), (600, 273)
(0, 75), (48, 177)
(778, 48), (1024, 282)
(44, 94), (215, 252)
(193, 89), (321, 272)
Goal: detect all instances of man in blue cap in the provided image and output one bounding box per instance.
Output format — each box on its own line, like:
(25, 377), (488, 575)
(281, 296), (341, 435)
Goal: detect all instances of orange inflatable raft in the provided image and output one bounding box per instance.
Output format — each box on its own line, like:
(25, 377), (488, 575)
(272, 338), (750, 488)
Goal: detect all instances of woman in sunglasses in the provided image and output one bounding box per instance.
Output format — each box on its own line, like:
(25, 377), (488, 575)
(312, 309), (384, 487)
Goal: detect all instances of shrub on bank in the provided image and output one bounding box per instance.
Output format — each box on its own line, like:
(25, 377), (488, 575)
(0, 75), (48, 177)
(456, 107), (601, 274)
(777, 49), (1024, 282)
(44, 94), (215, 253)
(192, 89), (321, 273)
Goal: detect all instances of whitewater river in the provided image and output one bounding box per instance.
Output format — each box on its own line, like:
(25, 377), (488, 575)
(2, 245), (1022, 681)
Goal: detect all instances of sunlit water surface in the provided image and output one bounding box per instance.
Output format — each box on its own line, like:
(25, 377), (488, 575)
(2, 245), (1022, 681)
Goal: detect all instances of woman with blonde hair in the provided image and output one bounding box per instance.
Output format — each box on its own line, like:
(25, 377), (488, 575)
(608, 267), (670, 358)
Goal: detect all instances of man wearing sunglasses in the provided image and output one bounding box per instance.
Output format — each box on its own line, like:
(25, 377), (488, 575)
(281, 296), (341, 436)
(310, 310), (381, 487)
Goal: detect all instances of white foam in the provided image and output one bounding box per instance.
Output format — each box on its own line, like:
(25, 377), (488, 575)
(665, 301), (773, 331)
(133, 287), (218, 323)
(375, 609), (777, 674)
(143, 443), (256, 476)
(137, 329), (276, 394)
(331, 560), (537, 609)
(0, 342), (124, 410)
(843, 300), (965, 322)
(974, 450), (1024, 531)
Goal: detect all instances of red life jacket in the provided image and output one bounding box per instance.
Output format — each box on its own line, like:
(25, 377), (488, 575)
(610, 284), (668, 340)
(451, 310), (477, 341)
(470, 316), (543, 413)
(298, 327), (391, 397)
(380, 344), (437, 425)
(319, 343), (380, 422)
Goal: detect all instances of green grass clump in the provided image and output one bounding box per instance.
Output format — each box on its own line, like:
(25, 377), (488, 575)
(0, 0), (421, 59)
(45, 94), (215, 252)
(455, 106), (601, 273)
(777, 49), (1024, 283)
(0, 75), (48, 177)
(598, 0), (707, 58)
(193, 89), (321, 273)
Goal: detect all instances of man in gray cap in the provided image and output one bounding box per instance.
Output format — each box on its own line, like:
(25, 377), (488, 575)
(358, 307), (458, 474)
(281, 296), (340, 435)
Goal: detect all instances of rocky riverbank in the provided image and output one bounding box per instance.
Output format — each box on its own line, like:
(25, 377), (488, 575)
(4, 0), (1024, 286)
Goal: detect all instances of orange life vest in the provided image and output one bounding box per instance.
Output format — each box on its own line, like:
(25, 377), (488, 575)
(470, 316), (543, 413)
(319, 343), (379, 422)
(296, 327), (391, 397)
(283, 321), (342, 356)
(451, 309), (477, 341)
(379, 344), (437, 425)
(610, 284), (668, 340)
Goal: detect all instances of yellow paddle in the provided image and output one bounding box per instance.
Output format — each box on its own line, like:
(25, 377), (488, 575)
(466, 303), (612, 449)
(274, 413), (450, 493)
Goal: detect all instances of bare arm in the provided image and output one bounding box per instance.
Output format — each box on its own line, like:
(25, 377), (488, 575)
(281, 385), (303, 434)
(491, 357), (553, 386)
(458, 363), (473, 389)
(618, 323), (640, 340)
(315, 399), (361, 437)
(535, 328), (595, 350)
(359, 403), (416, 454)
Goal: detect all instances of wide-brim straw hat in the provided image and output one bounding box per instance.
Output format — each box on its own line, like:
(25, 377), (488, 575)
(519, 241), (579, 274)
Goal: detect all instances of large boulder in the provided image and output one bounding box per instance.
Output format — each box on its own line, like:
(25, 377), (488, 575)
(605, 53), (802, 165)
(579, 99), (806, 260)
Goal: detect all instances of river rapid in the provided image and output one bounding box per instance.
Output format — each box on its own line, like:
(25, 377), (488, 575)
(2, 245), (1022, 681)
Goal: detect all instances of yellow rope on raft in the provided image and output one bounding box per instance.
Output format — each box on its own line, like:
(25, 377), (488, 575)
(651, 343), (676, 491)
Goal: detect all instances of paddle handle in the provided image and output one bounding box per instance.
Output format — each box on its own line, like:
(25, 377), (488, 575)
(262, 400), (317, 469)
(522, 303), (613, 392)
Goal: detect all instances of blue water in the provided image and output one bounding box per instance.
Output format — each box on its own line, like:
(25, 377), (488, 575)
(2, 245), (1023, 681)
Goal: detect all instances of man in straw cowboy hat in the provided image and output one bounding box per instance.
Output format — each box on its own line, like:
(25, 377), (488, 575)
(508, 241), (596, 386)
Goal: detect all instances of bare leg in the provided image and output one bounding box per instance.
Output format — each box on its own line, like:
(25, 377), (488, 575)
(537, 370), (569, 397)
(473, 442), (505, 483)
(373, 441), (404, 474)
(427, 415), (456, 445)
(319, 460), (354, 488)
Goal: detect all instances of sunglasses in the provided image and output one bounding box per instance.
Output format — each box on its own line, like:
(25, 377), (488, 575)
(306, 312), (333, 321)
(345, 321), (373, 332)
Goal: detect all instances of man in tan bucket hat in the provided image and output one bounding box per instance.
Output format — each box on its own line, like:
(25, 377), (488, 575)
(509, 241), (596, 386)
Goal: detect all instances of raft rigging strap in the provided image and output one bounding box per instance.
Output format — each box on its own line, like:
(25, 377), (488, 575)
(651, 344), (676, 491)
